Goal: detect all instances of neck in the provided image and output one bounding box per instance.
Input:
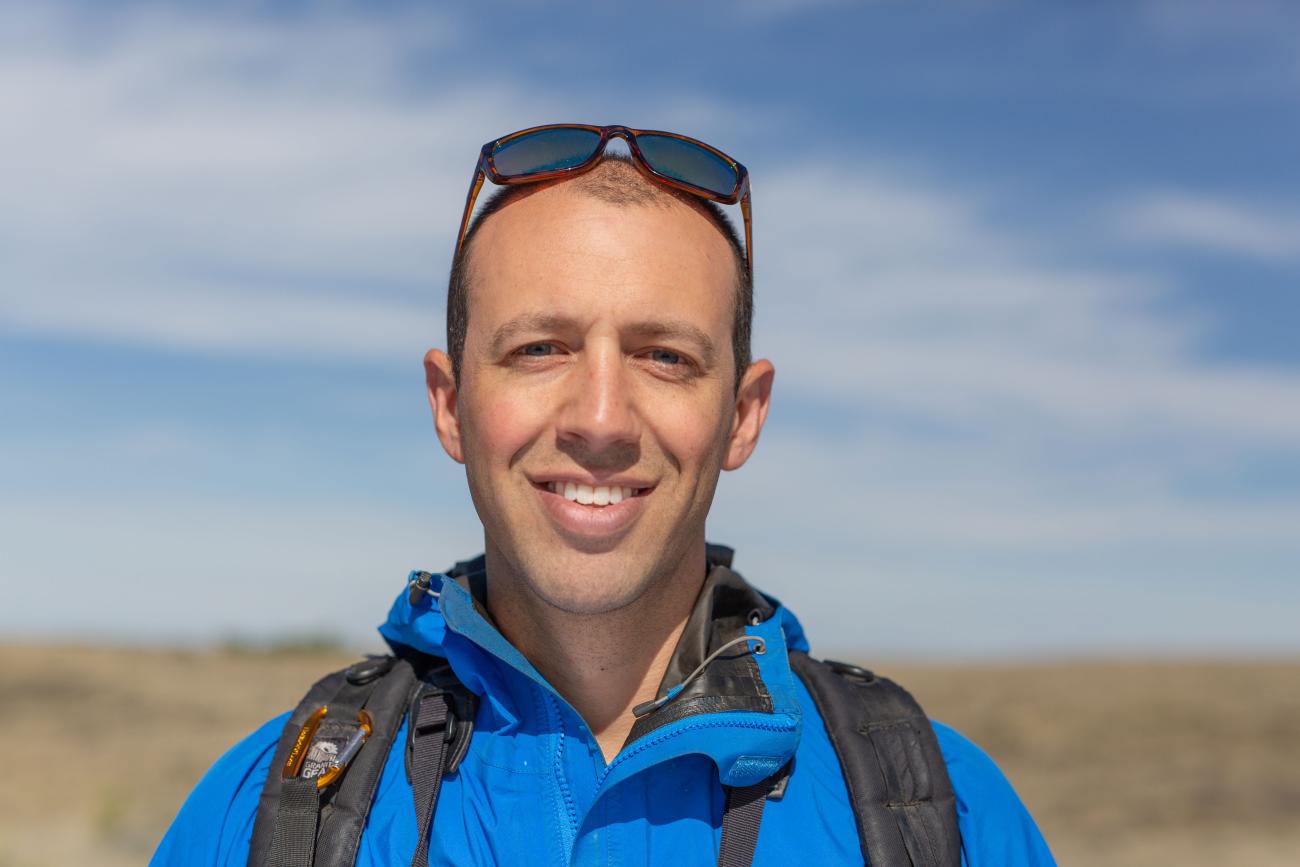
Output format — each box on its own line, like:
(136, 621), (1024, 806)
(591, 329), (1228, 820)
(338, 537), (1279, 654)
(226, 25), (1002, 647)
(483, 546), (707, 763)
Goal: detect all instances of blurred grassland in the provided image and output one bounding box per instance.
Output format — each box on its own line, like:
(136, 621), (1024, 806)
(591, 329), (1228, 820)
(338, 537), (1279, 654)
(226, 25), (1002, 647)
(1, 643), (1297, 866)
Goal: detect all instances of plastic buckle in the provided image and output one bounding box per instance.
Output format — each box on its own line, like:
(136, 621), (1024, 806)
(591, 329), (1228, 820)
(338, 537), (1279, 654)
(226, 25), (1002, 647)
(767, 758), (795, 801)
(404, 683), (477, 781)
(407, 687), (456, 744)
(283, 706), (375, 790)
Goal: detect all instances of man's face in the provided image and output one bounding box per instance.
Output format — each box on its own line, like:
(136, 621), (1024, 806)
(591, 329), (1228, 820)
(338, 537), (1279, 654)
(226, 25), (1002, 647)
(427, 180), (771, 615)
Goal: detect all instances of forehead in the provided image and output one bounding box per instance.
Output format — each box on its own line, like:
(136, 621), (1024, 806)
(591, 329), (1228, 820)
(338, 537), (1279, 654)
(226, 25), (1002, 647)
(465, 184), (737, 339)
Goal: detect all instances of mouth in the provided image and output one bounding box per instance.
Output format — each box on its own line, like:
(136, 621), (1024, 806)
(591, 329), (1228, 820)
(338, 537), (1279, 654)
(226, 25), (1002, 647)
(530, 477), (655, 543)
(537, 480), (653, 507)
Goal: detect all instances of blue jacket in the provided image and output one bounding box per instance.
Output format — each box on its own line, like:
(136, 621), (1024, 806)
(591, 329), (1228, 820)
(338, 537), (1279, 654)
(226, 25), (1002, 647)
(153, 562), (1055, 866)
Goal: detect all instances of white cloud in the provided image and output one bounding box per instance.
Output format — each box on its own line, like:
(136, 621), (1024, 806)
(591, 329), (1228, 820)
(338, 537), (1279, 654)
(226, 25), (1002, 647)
(756, 165), (1300, 446)
(1112, 191), (1300, 261)
(0, 3), (555, 361)
(4, 274), (439, 363)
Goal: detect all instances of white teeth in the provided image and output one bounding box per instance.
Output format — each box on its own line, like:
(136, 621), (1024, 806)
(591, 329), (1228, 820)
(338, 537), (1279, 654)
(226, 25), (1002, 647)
(550, 481), (642, 506)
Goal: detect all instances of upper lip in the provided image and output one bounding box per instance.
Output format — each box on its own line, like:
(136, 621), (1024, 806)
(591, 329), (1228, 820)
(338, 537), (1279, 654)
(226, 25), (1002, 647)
(528, 473), (656, 490)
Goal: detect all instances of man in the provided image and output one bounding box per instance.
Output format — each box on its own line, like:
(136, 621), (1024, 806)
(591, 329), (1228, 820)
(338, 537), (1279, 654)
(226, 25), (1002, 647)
(154, 124), (1054, 866)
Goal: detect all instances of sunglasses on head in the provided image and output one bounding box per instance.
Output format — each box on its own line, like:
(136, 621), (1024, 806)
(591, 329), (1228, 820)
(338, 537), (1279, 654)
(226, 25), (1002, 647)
(455, 124), (752, 273)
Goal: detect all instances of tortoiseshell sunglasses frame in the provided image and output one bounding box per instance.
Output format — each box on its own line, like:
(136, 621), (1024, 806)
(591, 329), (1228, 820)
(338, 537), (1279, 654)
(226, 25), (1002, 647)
(454, 123), (752, 274)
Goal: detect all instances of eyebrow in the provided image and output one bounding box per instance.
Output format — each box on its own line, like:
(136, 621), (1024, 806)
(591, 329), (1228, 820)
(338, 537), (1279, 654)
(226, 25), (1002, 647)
(488, 312), (718, 366)
(488, 313), (583, 357)
(625, 319), (718, 366)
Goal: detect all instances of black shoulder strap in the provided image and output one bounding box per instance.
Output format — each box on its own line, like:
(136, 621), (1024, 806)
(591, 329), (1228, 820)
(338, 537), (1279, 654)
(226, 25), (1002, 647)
(249, 655), (417, 867)
(716, 776), (772, 867)
(789, 652), (961, 867)
(405, 659), (475, 867)
(247, 652), (473, 867)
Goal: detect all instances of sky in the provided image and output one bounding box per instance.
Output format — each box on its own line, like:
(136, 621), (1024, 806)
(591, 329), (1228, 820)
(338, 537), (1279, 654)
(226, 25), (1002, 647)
(2, 0), (1298, 657)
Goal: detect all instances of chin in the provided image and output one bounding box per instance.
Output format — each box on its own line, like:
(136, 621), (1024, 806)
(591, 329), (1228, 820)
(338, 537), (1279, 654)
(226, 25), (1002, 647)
(520, 548), (655, 616)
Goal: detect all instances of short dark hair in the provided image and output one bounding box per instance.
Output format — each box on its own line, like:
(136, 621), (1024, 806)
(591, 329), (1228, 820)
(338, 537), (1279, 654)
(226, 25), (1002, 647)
(446, 156), (753, 391)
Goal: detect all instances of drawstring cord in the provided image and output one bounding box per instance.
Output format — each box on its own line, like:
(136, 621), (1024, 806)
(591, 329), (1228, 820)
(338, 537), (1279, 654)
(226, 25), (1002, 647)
(632, 634), (767, 718)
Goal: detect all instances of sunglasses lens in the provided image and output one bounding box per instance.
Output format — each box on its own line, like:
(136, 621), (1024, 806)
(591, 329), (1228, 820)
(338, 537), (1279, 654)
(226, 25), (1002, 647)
(635, 134), (739, 197)
(492, 127), (602, 177)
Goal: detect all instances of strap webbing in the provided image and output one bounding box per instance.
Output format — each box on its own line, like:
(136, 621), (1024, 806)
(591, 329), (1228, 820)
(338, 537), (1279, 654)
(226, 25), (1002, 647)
(408, 690), (452, 867)
(248, 656), (422, 867)
(266, 776), (321, 867)
(716, 781), (769, 867)
(263, 677), (379, 867)
(790, 652), (961, 867)
(320, 678), (372, 722)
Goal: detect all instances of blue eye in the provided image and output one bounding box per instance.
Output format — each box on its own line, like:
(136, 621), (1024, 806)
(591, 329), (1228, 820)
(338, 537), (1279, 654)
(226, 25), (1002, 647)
(649, 349), (682, 365)
(520, 343), (555, 357)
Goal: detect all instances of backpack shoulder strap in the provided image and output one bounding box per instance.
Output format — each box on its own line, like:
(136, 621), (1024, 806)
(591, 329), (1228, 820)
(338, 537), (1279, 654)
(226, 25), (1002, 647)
(405, 656), (476, 867)
(789, 651), (961, 867)
(246, 654), (418, 867)
(247, 650), (475, 867)
(248, 654), (418, 867)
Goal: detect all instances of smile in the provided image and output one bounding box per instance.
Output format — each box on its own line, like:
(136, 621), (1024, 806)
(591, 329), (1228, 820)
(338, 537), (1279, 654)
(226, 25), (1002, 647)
(543, 481), (647, 506)
(531, 477), (654, 543)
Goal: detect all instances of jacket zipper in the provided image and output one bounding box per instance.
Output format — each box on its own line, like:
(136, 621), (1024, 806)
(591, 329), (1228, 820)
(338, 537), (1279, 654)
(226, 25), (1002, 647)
(546, 691), (580, 859)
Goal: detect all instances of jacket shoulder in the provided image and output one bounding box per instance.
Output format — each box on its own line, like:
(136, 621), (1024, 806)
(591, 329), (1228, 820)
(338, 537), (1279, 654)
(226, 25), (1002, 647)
(931, 722), (1057, 866)
(150, 712), (288, 867)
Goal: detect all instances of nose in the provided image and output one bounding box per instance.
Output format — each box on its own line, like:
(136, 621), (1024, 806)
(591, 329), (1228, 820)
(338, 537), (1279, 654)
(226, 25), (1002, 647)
(555, 338), (640, 457)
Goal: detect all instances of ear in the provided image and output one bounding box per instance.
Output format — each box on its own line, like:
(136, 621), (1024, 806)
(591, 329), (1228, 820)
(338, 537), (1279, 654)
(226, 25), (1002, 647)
(722, 358), (775, 471)
(424, 348), (465, 464)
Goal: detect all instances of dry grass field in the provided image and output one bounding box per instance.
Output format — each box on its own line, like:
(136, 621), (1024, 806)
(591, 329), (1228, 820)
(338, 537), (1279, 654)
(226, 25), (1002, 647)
(1, 643), (1297, 866)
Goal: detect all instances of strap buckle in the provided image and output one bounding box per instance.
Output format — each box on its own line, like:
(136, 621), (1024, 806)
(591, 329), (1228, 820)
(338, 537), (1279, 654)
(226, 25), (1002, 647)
(405, 681), (477, 780)
(282, 706), (375, 790)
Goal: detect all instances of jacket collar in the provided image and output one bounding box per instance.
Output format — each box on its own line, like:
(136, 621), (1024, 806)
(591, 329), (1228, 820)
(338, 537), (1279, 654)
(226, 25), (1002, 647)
(627, 545), (797, 744)
(377, 544), (807, 786)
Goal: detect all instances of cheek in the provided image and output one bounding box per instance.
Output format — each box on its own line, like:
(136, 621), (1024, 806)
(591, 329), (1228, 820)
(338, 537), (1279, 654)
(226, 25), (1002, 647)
(462, 387), (551, 472)
(645, 391), (731, 473)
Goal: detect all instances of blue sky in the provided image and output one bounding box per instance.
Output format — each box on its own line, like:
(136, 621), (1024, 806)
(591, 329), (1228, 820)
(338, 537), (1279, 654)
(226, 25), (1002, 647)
(2, 0), (1298, 656)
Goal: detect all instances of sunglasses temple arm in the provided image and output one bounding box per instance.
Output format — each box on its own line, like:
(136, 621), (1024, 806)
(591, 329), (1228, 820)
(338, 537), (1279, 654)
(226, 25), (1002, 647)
(454, 167), (487, 258)
(739, 188), (753, 275)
